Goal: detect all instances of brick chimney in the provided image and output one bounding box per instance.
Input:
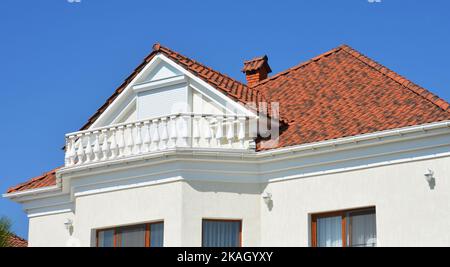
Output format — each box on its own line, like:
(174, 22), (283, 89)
(242, 55), (272, 87)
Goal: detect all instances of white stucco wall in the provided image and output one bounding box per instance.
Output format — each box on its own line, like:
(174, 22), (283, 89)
(19, 125), (450, 247)
(260, 155), (450, 247)
(180, 181), (262, 247)
(25, 154), (450, 247)
(74, 180), (184, 246)
(28, 211), (74, 247)
(43, 180), (261, 247)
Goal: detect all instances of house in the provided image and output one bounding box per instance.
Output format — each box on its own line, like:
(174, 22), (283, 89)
(3, 43), (450, 247)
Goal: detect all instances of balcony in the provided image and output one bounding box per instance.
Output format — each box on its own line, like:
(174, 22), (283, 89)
(64, 113), (255, 167)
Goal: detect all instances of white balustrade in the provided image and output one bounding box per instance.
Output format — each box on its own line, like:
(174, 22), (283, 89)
(65, 113), (253, 167)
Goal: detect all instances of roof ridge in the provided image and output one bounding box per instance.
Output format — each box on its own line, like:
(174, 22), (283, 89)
(155, 43), (249, 89)
(340, 45), (450, 112)
(253, 45), (345, 87)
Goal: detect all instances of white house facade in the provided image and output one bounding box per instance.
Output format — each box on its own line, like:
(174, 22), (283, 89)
(4, 43), (450, 247)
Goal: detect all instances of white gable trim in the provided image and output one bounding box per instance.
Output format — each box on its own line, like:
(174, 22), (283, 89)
(89, 53), (256, 129)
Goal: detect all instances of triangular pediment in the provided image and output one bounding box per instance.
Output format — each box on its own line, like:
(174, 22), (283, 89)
(88, 53), (255, 129)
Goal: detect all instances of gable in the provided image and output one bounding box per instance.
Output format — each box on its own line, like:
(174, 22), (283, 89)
(80, 43), (261, 131)
(88, 52), (254, 129)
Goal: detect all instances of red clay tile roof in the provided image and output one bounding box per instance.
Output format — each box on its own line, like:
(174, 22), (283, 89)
(7, 167), (60, 193)
(242, 55), (272, 73)
(254, 45), (450, 150)
(7, 234), (28, 247)
(7, 44), (450, 192)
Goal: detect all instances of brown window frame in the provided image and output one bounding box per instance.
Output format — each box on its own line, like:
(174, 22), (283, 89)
(96, 221), (163, 247)
(311, 207), (376, 247)
(201, 219), (243, 247)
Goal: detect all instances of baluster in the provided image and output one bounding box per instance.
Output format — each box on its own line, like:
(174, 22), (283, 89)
(84, 133), (93, 163)
(238, 117), (246, 148)
(192, 115), (201, 147)
(169, 115), (178, 148)
(180, 115), (190, 147)
(143, 121), (151, 153)
(135, 122), (143, 155)
(93, 131), (101, 162)
(215, 116), (223, 148)
(126, 124), (134, 155)
(226, 116), (235, 148)
(76, 134), (85, 164)
(118, 126), (126, 157)
(101, 129), (110, 160)
(151, 119), (160, 151)
(159, 117), (169, 150)
(248, 116), (258, 139)
(68, 136), (76, 166)
(110, 128), (118, 159)
(204, 116), (214, 148)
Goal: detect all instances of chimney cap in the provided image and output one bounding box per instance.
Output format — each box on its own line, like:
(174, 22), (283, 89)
(242, 55), (272, 74)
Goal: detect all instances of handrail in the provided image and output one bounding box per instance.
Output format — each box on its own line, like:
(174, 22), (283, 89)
(66, 112), (254, 137)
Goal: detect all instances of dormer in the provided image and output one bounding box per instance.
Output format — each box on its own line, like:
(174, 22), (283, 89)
(63, 44), (258, 168)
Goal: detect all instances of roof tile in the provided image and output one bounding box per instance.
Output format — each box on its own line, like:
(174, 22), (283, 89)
(7, 167), (60, 193)
(254, 45), (450, 150)
(7, 234), (28, 247)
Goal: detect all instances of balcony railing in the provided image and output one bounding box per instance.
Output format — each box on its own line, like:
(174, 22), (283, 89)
(64, 113), (255, 167)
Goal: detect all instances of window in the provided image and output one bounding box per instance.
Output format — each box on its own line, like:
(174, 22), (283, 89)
(118, 224), (146, 247)
(202, 220), (242, 247)
(97, 229), (114, 247)
(311, 207), (377, 247)
(96, 222), (164, 247)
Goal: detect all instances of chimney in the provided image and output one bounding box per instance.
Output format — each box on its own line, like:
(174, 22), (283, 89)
(242, 55), (272, 87)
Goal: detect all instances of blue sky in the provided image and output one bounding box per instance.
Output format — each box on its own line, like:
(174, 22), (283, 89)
(0, 0), (449, 239)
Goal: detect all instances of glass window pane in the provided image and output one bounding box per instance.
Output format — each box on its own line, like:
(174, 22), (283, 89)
(119, 225), (146, 247)
(349, 210), (377, 247)
(150, 223), (164, 247)
(202, 220), (241, 247)
(98, 230), (114, 247)
(317, 216), (342, 247)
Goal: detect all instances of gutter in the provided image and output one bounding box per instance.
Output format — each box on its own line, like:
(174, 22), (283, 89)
(257, 120), (450, 157)
(2, 185), (61, 200)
